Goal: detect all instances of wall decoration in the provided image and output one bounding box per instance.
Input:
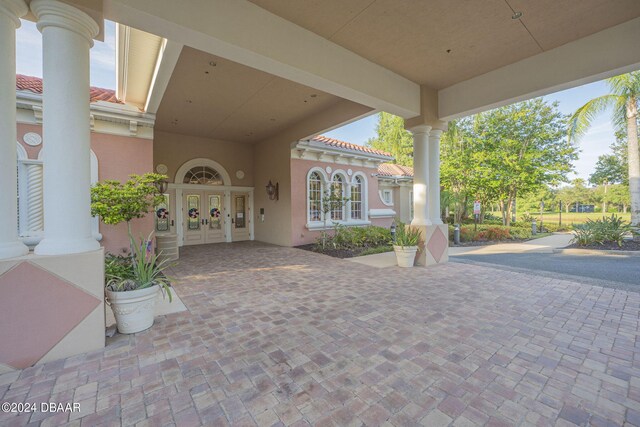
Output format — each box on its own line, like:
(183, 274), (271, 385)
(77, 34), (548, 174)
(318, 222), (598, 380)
(23, 132), (42, 146)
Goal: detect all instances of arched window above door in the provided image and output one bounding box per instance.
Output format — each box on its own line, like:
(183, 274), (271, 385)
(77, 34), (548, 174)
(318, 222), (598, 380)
(183, 166), (224, 185)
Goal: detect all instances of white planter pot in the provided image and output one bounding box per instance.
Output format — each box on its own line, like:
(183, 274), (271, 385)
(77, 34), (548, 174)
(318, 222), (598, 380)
(394, 245), (418, 268)
(106, 285), (159, 334)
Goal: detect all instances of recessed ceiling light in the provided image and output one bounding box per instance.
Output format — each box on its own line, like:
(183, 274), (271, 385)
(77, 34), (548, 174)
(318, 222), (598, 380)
(310, 94), (317, 98)
(512, 11), (523, 19)
(209, 61), (217, 67)
(270, 118), (276, 121)
(446, 49), (452, 54)
(186, 99), (192, 104)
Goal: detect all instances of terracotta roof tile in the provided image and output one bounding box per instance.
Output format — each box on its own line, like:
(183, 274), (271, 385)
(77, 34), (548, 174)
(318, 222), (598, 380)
(377, 163), (414, 177)
(312, 135), (393, 158)
(16, 74), (122, 104)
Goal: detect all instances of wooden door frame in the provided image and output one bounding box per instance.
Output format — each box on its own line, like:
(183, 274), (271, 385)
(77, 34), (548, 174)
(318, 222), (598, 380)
(171, 183), (254, 246)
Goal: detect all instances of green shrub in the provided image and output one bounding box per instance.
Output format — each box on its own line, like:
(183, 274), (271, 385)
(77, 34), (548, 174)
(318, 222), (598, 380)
(571, 214), (632, 247)
(477, 227), (511, 241)
(315, 225), (391, 251)
(509, 227), (533, 239)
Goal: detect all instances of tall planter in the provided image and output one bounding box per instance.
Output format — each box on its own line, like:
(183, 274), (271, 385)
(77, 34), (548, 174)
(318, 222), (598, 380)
(106, 285), (159, 334)
(394, 245), (418, 267)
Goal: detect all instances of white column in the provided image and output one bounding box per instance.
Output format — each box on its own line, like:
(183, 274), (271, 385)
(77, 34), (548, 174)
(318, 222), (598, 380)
(409, 125), (432, 226)
(428, 129), (443, 225)
(32, 0), (100, 255)
(0, 0), (30, 259)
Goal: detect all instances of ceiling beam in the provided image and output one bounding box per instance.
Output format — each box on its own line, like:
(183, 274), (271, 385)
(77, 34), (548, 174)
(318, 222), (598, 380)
(102, 0), (420, 118)
(438, 17), (640, 121)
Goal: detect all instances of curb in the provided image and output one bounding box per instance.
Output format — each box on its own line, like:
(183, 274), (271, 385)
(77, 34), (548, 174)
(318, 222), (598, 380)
(553, 248), (640, 257)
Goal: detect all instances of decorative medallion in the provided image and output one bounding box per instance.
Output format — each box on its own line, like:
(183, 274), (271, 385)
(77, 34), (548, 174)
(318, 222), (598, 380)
(23, 132), (42, 146)
(325, 166), (332, 173)
(156, 164), (168, 174)
(347, 169), (353, 176)
(236, 170), (245, 179)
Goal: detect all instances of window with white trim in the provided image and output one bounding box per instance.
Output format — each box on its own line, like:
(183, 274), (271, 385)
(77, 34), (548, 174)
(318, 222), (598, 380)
(308, 171), (323, 222)
(382, 189), (393, 204)
(351, 176), (362, 220)
(330, 175), (344, 221)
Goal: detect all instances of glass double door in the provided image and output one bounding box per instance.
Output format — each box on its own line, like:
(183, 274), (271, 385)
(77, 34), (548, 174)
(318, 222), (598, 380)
(183, 191), (226, 245)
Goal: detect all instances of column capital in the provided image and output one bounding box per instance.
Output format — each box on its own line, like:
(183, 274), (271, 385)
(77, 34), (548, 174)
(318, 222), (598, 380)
(407, 124), (432, 136)
(31, 0), (99, 46)
(429, 129), (443, 139)
(0, 0), (28, 27)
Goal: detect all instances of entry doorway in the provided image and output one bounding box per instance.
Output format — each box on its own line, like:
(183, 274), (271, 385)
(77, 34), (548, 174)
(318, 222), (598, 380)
(182, 190), (226, 245)
(231, 192), (251, 241)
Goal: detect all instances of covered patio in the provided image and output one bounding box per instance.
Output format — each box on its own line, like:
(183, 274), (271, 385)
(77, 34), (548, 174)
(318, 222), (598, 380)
(1, 243), (638, 425)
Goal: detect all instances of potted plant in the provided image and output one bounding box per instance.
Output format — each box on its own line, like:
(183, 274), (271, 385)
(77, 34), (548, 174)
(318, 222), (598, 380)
(393, 222), (421, 267)
(105, 232), (172, 334)
(91, 173), (173, 334)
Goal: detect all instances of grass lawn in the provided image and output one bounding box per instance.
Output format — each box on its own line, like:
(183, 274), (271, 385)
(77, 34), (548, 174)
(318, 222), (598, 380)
(539, 212), (631, 225)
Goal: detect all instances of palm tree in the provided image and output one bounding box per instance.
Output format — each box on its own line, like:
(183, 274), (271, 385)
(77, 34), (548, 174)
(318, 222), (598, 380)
(568, 72), (640, 226)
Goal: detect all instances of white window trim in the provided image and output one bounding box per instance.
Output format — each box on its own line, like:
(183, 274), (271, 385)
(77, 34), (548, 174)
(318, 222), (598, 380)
(306, 167), (371, 229)
(306, 167), (327, 228)
(174, 158), (231, 186)
(379, 189), (394, 207)
(350, 172), (368, 222)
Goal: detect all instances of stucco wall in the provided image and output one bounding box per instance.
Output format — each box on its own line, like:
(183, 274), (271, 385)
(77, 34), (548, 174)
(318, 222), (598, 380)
(253, 139), (292, 247)
(16, 123), (154, 255)
(153, 131), (254, 187)
(290, 158), (390, 246)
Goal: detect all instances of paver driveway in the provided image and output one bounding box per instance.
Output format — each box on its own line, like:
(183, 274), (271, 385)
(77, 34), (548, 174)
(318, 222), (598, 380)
(1, 242), (639, 426)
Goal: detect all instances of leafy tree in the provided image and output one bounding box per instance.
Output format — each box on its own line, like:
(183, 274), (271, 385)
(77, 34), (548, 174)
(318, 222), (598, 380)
(366, 112), (414, 166)
(568, 71), (640, 225)
(466, 99), (576, 225)
(609, 184), (631, 212)
(590, 154), (626, 186)
(91, 173), (167, 233)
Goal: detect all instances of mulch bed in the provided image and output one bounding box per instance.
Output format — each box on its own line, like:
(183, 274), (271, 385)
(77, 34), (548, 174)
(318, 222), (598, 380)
(565, 240), (640, 251)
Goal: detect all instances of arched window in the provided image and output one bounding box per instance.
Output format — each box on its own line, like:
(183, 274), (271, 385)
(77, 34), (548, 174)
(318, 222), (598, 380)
(183, 166), (224, 185)
(330, 175), (345, 221)
(308, 171), (323, 222)
(351, 175), (363, 220)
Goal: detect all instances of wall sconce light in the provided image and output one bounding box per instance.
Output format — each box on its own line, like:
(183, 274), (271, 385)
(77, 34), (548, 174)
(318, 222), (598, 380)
(266, 180), (279, 201)
(155, 179), (169, 194)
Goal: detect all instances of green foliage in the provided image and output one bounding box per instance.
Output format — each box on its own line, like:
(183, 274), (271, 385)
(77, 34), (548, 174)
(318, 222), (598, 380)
(366, 112), (414, 166)
(568, 71), (640, 225)
(448, 224), (533, 242)
(520, 212), (535, 223)
(104, 254), (134, 284)
(91, 173), (167, 226)
(359, 246), (394, 256)
(395, 223), (421, 248)
(106, 232), (173, 301)
(571, 214), (633, 247)
(315, 225), (391, 251)
(441, 99), (576, 226)
(590, 154), (626, 185)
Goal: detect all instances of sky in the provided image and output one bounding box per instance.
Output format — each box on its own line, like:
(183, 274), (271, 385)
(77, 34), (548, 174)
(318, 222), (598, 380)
(16, 18), (619, 182)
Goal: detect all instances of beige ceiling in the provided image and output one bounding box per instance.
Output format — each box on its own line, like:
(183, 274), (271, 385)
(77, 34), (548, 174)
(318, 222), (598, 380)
(247, 0), (640, 89)
(155, 47), (345, 143)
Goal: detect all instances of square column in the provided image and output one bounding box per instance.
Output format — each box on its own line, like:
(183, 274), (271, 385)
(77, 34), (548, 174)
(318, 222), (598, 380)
(32, 0), (101, 255)
(0, 0), (29, 260)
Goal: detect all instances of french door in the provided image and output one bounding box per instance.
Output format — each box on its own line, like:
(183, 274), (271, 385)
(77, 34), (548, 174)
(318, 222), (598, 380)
(183, 191), (226, 245)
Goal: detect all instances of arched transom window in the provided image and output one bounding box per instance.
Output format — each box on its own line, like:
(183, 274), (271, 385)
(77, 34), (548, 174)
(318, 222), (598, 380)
(183, 166), (224, 185)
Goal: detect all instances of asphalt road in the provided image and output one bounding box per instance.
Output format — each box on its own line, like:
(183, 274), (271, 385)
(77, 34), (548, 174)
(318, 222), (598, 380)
(452, 251), (640, 291)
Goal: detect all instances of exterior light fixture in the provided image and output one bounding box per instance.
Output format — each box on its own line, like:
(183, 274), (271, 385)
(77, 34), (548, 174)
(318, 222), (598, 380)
(512, 11), (523, 19)
(155, 179), (169, 194)
(266, 180), (279, 201)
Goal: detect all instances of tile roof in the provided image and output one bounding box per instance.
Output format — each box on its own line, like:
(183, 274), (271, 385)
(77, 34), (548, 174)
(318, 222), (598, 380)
(377, 163), (414, 177)
(312, 135), (392, 158)
(16, 74), (122, 104)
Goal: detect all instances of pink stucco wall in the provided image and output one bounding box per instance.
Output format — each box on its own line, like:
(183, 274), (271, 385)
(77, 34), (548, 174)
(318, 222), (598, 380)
(17, 123), (154, 255)
(290, 158), (391, 246)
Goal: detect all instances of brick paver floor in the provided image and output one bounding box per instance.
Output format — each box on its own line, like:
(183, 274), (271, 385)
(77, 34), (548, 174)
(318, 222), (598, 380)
(1, 242), (639, 426)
